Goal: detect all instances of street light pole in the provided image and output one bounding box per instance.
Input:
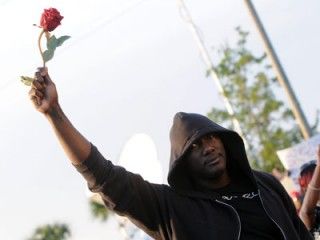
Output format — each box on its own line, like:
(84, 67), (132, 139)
(244, 0), (312, 139)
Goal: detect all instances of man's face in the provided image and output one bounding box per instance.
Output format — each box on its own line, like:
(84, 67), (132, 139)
(186, 133), (228, 181)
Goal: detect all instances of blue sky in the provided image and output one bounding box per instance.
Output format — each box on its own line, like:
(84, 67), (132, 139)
(0, 0), (319, 239)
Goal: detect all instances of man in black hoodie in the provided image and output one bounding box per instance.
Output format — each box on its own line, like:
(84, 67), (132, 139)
(29, 68), (312, 240)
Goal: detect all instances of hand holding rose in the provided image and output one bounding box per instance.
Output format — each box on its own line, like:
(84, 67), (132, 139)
(29, 68), (58, 114)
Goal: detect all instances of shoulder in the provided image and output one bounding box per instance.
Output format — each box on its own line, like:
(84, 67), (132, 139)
(152, 184), (193, 201)
(253, 170), (286, 192)
(152, 183), (171, 191)
(151, 183), (175, 196)
(253, 170), (278, 183)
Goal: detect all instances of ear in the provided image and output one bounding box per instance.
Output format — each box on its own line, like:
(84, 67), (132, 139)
(298, 176), (304, 187)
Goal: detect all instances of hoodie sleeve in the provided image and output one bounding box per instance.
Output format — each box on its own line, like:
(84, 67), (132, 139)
(73, 144), (164, 238)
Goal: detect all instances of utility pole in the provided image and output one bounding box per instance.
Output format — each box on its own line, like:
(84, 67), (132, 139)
(244, 0), (312, 139)
(176, 0), (247, 143)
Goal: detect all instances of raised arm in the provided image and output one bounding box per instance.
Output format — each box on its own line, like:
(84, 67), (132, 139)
(299, 145), (320, 230)
(29, 67), (91, 165)
(29, 68), (168, 237)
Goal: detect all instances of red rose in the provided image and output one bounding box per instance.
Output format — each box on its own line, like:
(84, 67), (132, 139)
(40, 8), (64, 32)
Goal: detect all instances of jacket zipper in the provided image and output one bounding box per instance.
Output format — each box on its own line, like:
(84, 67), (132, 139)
(258, 190), (287, 240)
(216, 200), (241, 240)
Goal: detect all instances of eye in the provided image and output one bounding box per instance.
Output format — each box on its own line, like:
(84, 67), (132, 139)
(191, 142), (200, 149)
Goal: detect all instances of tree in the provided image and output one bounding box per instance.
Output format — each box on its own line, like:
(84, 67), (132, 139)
(28, 223), (71, 240)
(207, 27), (317, 172)
(88, 196), (152, 239)
(89, 198), (110, 221)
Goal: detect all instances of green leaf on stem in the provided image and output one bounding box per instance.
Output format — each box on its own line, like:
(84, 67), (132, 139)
(56, 35), (71, 47)
(43, 35), (70, 63)
(47, 35), (58, 50)
(43, 49), (55, 62)
(20, 76), (34, 86)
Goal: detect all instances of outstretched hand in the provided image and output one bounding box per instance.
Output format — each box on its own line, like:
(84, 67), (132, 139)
(29, 67), (58, 114)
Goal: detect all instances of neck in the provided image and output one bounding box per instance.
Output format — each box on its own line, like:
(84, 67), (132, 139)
(194, 172), (231, 191)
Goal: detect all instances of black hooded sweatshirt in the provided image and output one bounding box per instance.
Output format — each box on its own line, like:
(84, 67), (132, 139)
(74, 112), (312, 240)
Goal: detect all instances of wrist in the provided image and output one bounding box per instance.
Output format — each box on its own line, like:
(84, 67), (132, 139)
(45, 103), (64, 121)
(308, 184), (320, 191)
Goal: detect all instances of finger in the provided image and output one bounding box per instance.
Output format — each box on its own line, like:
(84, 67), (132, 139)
(32, 80), (44, 91)
(38, 67), (48, 77)
(35, 89), (44, 98)
(30, 95), (40, 106)
(44, 72), (53, 84)
(37, 67), (53, 84)
(34, 71), (45, 84)
(29, 92), (42, 106)
(29, 88), (44, 99)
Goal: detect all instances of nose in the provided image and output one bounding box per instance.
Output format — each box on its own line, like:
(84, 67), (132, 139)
(202, 139), (215, 155)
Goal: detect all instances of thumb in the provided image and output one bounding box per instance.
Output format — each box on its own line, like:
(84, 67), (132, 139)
(39, 67), (53, 84)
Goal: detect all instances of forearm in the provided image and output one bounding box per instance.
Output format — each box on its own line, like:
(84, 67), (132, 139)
(299, 165), (320, 229)
(45, 103), (91, 165)
(299, 210), (314, 230)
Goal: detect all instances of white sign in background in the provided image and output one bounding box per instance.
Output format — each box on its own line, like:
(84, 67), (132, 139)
(277, 134), (320, 170)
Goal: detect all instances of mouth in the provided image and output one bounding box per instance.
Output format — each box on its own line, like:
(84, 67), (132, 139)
(204, 155), (221, 166)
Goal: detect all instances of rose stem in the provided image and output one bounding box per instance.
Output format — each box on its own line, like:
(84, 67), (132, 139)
(38, 29), (46, 67)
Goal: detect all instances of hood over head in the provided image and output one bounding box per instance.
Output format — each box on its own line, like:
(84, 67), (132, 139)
(167, 112), (254, 191)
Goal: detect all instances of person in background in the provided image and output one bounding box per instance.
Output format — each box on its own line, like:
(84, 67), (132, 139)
(299, 146), (320, 236)
(294, 160), (317, 213)
(272, 167), (302, 211)
(272, 167), (284, 181)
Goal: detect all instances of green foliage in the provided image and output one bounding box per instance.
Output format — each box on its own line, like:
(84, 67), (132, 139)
(20, 76), (34, 86)
(28, 223), (71, 240)
(89, 199), (110, 221)
(43, 49), (55, 63)
(43, 35), (71, 63)
(207, 27), (315, 172)
(56, 36), (71, 47)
